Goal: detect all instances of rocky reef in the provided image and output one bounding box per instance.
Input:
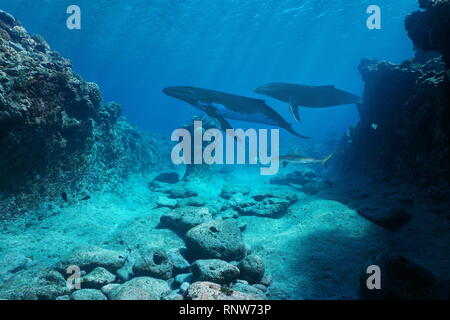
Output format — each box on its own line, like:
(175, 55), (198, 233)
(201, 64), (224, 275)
(335, 0), (450, 210)
(405, 0), (450, 72)
(0, 10), (169, 217)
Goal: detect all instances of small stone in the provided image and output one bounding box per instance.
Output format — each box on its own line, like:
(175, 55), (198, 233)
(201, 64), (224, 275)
(260, 275), (272, 286)
(191, 259), (240, 285)
(152, 172), (179, 184)
(232, 198), (291, 218)
(302, 179), (332, 195)
(160, 207), (212, 235)
(253, 284), (267, 292)
(56, 295), (70, 300)
(168, 248), (191, 274)
(178, 197), (206, 207)
(71, 289), (107, 300)
(156, 196), (178, 209)
(220, 184), (251, 199)
(237, 255), (265, 284)
(232, 282), (266, 299)
(175, 273), (193, 285)
(101, 283), (121, 299)
(180, 282), (190, 293)
(116, 260), (134, 282)
(168, 292), (185, 300)
(168, 186), (198, 199)
(81, 267), (116, 289)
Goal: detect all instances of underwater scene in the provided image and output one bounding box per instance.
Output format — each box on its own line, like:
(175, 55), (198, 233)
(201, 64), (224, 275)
(0, 0), (449, 302)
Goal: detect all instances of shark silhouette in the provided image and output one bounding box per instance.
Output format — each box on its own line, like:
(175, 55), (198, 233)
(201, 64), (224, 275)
(163, 86), (309, 139)
(275, 151), (336, 168)
(255, 83), (361, 122)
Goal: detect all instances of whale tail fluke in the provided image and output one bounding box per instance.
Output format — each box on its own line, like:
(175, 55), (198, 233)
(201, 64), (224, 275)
(285, 124), (309, 139)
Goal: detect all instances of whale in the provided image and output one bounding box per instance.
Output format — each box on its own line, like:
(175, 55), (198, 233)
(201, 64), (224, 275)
(163, 86), (309, 139)
(255, 83), (362, 122)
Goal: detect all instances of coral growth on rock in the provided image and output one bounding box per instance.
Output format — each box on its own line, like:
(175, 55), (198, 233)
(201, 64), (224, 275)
(336, 1), (450, 204)
(0, 10), (170, 216)
(405, 0), (450, 71)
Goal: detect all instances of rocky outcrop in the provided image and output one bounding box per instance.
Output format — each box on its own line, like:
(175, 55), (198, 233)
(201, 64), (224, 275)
(335, 1), (450, 201)
(0, 10), (170, 216)
(405, 0), (450, 71)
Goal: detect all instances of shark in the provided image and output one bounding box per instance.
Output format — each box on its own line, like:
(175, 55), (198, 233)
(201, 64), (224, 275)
(275, 151), (335, 168)
(255, 83), (362, 122)
(163, 86), (309, 139)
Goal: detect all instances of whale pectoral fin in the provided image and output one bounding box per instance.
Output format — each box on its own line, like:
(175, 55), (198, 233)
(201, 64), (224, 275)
(289, 103), (301, 122)
(204, 107), (231, 131)
(204, 107), (241, 142)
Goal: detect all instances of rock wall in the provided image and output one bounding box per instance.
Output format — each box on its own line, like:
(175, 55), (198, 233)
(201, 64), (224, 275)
(0, 11), (170, 216)
(405, 0), (450, 72)
(335, 1), (450, 194)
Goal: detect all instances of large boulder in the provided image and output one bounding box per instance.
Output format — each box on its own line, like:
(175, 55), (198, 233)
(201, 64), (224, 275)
(185, 220), (246, 261)
(110, 277), (171, 300)
(133, 247), (173, 280)
(191, 259), (240, 285)
(160, 206), (212, 235)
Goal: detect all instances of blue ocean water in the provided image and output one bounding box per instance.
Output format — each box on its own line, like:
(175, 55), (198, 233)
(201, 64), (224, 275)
(0, 0), (416, 140)
(2, 1), (450, 302)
